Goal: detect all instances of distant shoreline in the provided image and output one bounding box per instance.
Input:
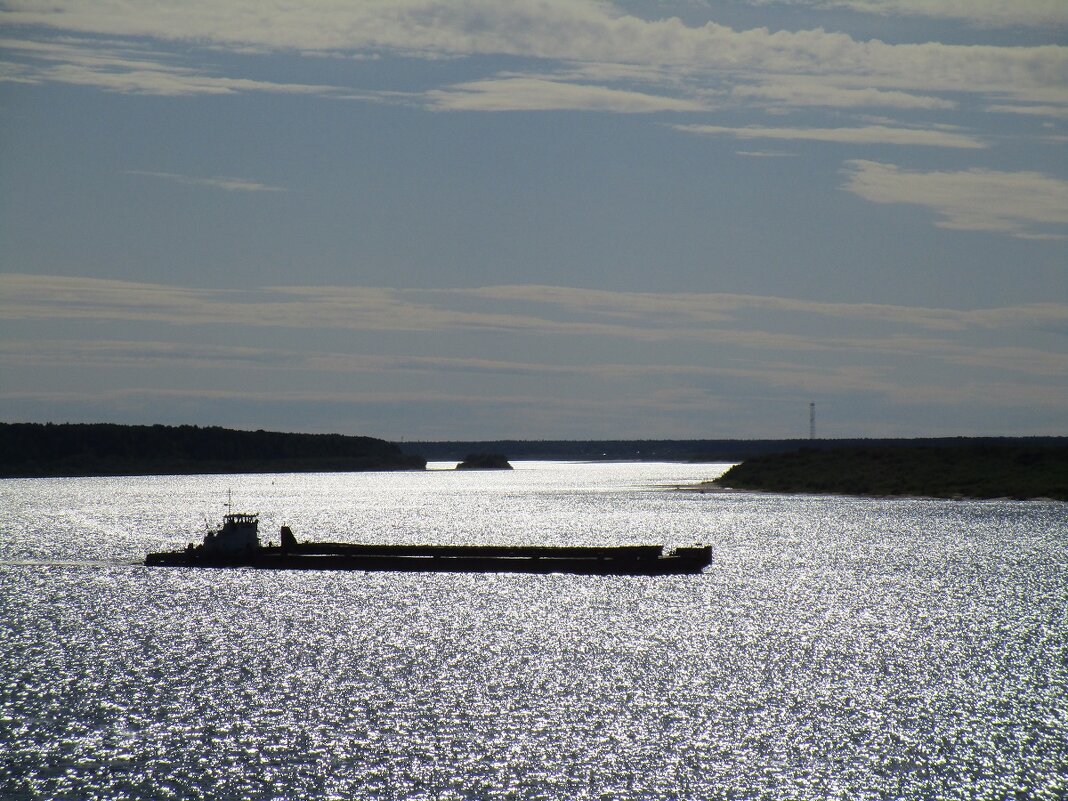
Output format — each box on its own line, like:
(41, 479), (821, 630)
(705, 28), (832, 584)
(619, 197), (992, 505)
(3, 423), (1066, 484)
(0, 423), (425, 478)
(706, 443), (1068, 501)
(400, 435), (1067, 463)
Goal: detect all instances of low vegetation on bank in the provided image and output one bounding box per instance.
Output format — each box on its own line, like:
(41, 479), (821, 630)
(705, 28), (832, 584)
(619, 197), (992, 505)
(712, 443), (1068, 501)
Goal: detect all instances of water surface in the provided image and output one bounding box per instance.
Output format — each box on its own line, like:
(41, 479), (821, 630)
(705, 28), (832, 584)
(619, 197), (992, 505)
(2, 462), (1065, 799)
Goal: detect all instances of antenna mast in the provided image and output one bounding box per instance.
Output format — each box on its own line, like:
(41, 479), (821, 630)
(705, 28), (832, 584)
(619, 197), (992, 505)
(809, 402), (816, 440)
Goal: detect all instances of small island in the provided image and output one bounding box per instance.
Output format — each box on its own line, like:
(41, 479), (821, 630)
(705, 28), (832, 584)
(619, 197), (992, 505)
(708, 442), (1068, 501)
(456, 453), (513, 470)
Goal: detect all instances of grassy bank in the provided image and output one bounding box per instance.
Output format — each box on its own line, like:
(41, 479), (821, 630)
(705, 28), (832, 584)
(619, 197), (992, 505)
(712, 443), (1068, 500)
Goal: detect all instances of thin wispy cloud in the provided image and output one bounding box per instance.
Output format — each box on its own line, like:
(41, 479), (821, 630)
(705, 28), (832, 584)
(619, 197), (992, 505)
(841, 160), (1068, 239)
(673, 124), (986, 149)
(0, 36), (352, 97)
(986, 104), (1068, 121)
(426, 77), (707, 113)
(3, 274), (1066, 379)
(445, 284), (1068, 332)
(0, 338), (872, 383)
(7, 273), (1067, 335)
(2, 339), (1064, 419)
(729, 80), (956, 111)
(127, 171), (287, 193)
(736, 150), (795, 158)
(756, 1), (1068, 29)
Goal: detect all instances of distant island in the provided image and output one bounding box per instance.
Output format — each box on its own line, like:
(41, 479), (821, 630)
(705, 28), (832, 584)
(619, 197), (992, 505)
(455, 453), (513, 470)
(0, 423), (426, 478)
(709, 443), (1068, 501)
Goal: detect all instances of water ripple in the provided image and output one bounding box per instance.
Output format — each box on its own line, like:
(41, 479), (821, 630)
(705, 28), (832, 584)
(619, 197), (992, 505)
(2, 464), (1065, 799)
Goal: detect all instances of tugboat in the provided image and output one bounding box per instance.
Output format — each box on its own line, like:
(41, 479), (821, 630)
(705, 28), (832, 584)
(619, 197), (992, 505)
(146, 505), (712, 575)
(146, 507), (266, 567)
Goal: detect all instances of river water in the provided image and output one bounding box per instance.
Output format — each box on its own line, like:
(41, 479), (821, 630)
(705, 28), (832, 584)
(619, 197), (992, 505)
(1, 461), (1065, 800)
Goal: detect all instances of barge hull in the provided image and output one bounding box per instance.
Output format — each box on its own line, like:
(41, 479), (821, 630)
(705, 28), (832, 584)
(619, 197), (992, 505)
(145, 549), (711, 575)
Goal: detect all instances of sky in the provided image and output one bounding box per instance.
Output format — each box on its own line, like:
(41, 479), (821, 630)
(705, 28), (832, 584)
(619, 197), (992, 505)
(1, 1), (1066, 441)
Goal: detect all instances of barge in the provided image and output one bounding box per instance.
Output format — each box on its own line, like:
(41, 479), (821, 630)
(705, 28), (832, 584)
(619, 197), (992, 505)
(145, 510), (712, 575)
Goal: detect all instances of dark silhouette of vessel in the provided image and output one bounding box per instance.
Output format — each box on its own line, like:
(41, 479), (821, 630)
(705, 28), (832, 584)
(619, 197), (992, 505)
(145, 509), (712, 575)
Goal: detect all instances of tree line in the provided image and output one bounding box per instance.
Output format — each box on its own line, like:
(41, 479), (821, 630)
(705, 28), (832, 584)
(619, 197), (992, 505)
(0, 423), (425, 477)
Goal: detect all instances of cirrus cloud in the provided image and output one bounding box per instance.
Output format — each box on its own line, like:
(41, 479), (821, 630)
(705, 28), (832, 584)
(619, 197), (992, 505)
(425, 76), (708, 113)
(127, 171), (286, 192)
(673, 123), (986, 149)
(3, 274), (1065, 435)
(2, 1), (1066, 111)
(756, 1), (1068, 29)
(841, 160), (1068, 239)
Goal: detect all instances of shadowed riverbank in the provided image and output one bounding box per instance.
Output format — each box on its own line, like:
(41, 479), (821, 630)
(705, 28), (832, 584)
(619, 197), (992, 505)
(710, 443), (1068, 500)
(0, 423), (425, 477)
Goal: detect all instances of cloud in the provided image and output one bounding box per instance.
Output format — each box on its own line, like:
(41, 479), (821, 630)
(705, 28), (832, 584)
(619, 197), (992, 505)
(986, 103), (1068, 120)
(2, 2), (1066, 112)
(0, 274), (653, 339)
(5, 338), (1064, 421)
(730, 80), (956, 110)
(7, 273), (1068, 336)
(0, 338), (894, 384)
(35, 63), (345, 97)
(0, 340), (300, 370)
(423, 70), (963, 117)
(425, 77), (707, 113)
(127, 171), (286, 192)
(4, 274), (1067, 378)
(673, 123), (986, 148)
(3, 277), (1065, 435)
(736, 150), (795, 158)
(0, 36), (370, 97)
(841, 160), (1068, 239)
(759, 1), (1068, 29)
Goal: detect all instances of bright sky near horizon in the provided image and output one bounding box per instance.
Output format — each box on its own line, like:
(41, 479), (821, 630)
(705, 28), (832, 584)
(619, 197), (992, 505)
(1, 1), (1066, 440)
